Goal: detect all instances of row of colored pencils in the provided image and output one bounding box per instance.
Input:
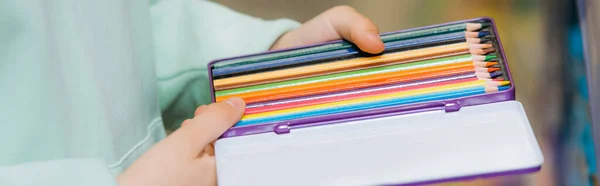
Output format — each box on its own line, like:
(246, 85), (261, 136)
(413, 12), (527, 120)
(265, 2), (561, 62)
(210, 21), (508, 127)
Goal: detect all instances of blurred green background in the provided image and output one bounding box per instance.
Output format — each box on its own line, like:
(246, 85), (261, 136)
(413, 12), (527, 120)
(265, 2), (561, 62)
(211, 0), (595, 185)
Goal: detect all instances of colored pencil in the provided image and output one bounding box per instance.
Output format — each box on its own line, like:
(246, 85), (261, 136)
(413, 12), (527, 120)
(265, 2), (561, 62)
(216, 54), (475, 96)
(240, 69), (499, 105)
(236, 86), (509, 127)
(240, 81), (488, 122)
(241, 80), (509, 121)
(212, 22), (490, 70)
(237, 81), (509, 126)
(244, 72), (506, 114)
(244, 76), (479, 114)
(212, 32), (468, 77)
(245, 72), (479, 109)
(245, 74), (502, 114)
(213, 43), (475, 90)
(215, 56), (501, 103)
(216, 61), (478, 102)
(215, 51), (472, 90)
(217, 66), (499, 104)
(236, 85), (499, 127)
(213, 41), (493, 90)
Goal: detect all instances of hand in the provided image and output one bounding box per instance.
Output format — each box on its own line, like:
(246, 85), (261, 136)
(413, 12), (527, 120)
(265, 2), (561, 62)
(271, 5), (385, 54)
(118, 97), (246, 186)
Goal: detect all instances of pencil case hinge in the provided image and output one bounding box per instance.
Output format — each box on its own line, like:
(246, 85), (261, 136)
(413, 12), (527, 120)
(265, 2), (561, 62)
(443, 101), (462, 113)
(273, 122), (292, 134)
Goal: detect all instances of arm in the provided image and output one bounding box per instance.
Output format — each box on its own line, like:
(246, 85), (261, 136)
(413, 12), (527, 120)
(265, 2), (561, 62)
(0, 159), (117, 186)
(150, 0), (300, 130)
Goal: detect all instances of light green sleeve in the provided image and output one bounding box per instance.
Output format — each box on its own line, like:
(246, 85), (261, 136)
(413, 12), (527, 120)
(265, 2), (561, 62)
(150, 0), (301, 130)
(0, 159), (117, 186)
(0, 0), (154, 185)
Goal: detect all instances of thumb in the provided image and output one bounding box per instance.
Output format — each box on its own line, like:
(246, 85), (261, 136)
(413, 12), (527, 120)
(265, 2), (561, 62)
(169, 97), (245, 156)
(270, 6), (384, 54)
(324, 6), (385, 54)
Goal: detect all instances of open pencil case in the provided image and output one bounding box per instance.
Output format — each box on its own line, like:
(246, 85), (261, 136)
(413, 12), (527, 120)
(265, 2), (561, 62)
(207, 17), (543, 186)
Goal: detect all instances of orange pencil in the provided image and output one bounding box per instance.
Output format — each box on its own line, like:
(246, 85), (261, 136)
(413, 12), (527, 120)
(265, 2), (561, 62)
(216, 61), (479, 103)
(213, 42), (471, 90)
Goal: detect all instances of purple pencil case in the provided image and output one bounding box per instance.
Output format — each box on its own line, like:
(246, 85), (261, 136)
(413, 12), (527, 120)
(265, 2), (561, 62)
(208, 17), (543, 186)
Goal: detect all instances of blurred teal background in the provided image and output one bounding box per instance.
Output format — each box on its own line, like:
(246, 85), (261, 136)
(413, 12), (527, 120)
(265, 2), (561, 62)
(211, 0), (598, 185)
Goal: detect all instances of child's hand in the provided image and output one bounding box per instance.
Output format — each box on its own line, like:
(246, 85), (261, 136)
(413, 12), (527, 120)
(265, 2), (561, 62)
(271, 5), (385, 54)
(118, 98), (246, 186)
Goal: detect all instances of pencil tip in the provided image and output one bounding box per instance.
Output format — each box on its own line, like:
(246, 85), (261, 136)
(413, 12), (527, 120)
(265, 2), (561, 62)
(488, 67), (501, 72)
(481, 22), (491, 28)
(480, 37), (491, 43)
(486, 62), (499, 67)
(498, 85), (511, 91)
(485, 55), (498, 61)
(490, 71), (503, 78)
(478, 31), (491, 38)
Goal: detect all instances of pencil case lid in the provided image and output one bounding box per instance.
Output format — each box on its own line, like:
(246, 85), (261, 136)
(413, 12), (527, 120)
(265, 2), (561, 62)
(214, 100), (543, 186)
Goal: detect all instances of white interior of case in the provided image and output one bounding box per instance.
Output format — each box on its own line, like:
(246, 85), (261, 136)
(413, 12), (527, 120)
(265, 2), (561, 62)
(215, 100), (544, 186)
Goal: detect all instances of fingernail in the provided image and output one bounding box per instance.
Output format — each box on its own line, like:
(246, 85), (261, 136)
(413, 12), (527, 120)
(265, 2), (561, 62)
(366, 32), (381, 42)
(225, 97), (245, 110)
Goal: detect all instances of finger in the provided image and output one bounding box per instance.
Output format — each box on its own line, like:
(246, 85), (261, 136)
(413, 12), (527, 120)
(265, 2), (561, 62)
(324, 6), (385, 54)
(172, 97), (245, 154)
(181, 119), (192, 127)
(194, 105), (208, 116)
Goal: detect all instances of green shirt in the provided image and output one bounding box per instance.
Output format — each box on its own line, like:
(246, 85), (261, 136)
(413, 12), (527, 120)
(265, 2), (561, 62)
(0, 0), (299, 185)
